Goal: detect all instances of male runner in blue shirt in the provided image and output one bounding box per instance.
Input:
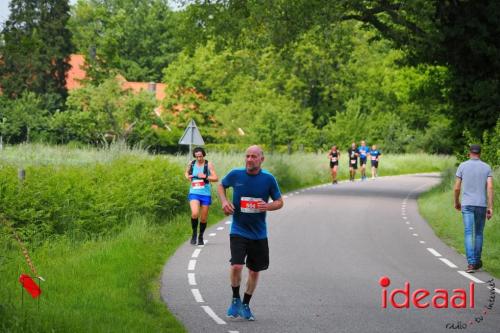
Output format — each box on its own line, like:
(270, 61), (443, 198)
(357, 140), (370, 181)
(218, 145), (284, 321)
(368, 144), (382, 179)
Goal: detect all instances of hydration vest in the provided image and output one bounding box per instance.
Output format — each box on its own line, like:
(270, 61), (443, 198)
(189, 160), (209, 184)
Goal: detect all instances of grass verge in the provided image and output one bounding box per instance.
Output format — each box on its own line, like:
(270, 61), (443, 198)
(418, 168), (500, 278)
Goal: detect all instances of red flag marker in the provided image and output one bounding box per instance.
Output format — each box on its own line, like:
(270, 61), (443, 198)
(19, 274), (42, 298)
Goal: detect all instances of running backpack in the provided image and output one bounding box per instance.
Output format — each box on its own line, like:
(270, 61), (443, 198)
(189, 160), (209, 184)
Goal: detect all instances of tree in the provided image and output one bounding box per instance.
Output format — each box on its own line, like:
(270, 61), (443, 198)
(0, 0), (73, 105)
(69, 0), (181, 82)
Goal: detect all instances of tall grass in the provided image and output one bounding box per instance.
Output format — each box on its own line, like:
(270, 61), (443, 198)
(419, 168), (500, 277)
(0, 217), (191, 333)
(171, 152), (456, 192)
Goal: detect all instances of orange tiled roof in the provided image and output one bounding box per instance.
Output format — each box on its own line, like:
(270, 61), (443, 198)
(66, 54), (87, 90)
(65, 54), (166, 100)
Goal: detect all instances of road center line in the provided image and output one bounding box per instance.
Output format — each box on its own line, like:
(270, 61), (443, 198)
(191, 289), (204, 303)
(495, 288), (500, 295)
(225, 221), (231, 224)
(201, 305), (226, 325)
(426, 248), (442, 257)
(457, 271), (484, 284)
(188, 260), (197, 271)
(192, 249), (201, 258)
(439, 258), (458, 268)
(217, 227), (224, 230)
(209, 233), (217, 237)
(188, 273), (197, 286)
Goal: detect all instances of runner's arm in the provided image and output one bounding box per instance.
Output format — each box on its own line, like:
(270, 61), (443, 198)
(184, 163), (193, 180)
(217, 184), (234, 215)
(257, 197), (284, 212)
(207, 162), (218, 182)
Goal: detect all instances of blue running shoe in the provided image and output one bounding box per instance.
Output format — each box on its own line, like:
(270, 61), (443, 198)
(239, 303), (255, 321)
(227, 298), (241, 318)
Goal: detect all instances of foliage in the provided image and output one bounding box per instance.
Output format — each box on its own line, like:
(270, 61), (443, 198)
(0, 154), (186, 243)
(69, 0), (181, 82)
(0, 0), (73, 105)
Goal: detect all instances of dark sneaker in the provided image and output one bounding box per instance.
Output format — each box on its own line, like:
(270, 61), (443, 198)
(190, 235), (197, 245)
(239, 303), (255, 321)
(475, 260), (483, 270)
(466, 264), (476, 273)
(227, 298), (242, 318)
(333, 180), (338, 184)
(197, 236), (204, 245)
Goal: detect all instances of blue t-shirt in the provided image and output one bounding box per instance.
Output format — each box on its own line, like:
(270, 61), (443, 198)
(456, 159), (493, 207)
(369, 149), (381, 160)
(189, 162), (211, 197)
(358, 146), (369, 160)
(222, 168), (282, 240)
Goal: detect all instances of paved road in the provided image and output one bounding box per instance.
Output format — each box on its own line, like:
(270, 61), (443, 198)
(161, 174), (500, 333)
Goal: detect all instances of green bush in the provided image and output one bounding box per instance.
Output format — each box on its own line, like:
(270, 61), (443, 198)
(0, 157), (186, 243)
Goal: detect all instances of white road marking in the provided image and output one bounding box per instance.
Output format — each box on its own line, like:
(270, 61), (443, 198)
(405, 222), (410, 225)
(458, 271), (484, 284)
(188, 273), (197, 286)
(192, 249), (201, 258)
(209, 233), (216, 237)
(217, 227), (224, 230)
(225, 221), (231, 224)
(412, 233), (419, 237)
(409, 227), (414, 230)
(284, 195), (289, 198)
(191, 289), (204, 303)
(228, 331), (239, 333)
(188, 260), (197, 271)
(427, 248), (442, 257)
(495, 288), (500, 294)
(295, 191), (300, 194)
(201, 305), (226, 325)
(419, 240), (426, 244)
(439, 258), (458, 268)
(402, 216), (407, 220)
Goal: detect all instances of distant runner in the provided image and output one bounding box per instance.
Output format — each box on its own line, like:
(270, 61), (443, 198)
(218, 145), (284, 321)
(348, 142), (358, 181)
(357, 140), (369, 181)
(369, 145), (382, 179)
(185, 147), (218, 245)
(328, 145), (340, 184)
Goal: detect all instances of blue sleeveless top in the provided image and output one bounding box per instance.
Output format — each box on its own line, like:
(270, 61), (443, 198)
(189, 162), (211, 197)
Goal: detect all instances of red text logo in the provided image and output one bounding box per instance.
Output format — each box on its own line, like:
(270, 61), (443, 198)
(380, 276), (475, 309)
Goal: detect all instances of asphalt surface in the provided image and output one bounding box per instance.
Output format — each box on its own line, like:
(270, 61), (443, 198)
(161, 174), (500, 333)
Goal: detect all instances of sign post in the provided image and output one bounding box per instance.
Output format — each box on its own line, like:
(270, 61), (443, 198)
(178, 119), (205, 157)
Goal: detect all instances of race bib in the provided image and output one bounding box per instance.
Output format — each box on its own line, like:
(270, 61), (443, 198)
(361, 152), (366, 157)
(240, 197), (261, 213)
(371, 156), (377, 161)
(350, 159), (357, 164)
(331, 157), (337, 162)
(191, 179), (205, 189)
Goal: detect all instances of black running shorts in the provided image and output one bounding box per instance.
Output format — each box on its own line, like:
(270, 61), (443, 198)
(360, 158), (367, 166)
(230, 235), (269, 272)
(330, 161), (338, 168)
(349, 159), (358, 169)
(371, 160), (379, 168)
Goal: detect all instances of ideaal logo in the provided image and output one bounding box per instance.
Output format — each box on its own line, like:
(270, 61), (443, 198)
(379, 276), (474, 309)
(379, 276), (496, 329)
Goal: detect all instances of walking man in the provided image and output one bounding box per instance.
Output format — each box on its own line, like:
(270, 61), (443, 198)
(454, 144), (494, 273)
(218, 145), (284, 321)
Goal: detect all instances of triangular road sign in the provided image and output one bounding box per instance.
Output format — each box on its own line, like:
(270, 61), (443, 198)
(179, 119), (205, 146)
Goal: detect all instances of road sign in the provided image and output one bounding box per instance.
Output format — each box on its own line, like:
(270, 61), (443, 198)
(179, 119), (205, 156)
